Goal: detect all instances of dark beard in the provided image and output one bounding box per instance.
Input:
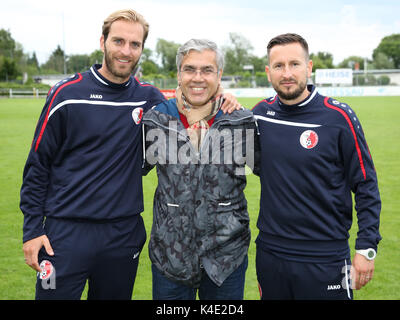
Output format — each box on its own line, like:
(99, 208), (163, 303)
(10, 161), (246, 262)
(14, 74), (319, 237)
(104, 46), (138, 80)
(274, 81), (307, 102)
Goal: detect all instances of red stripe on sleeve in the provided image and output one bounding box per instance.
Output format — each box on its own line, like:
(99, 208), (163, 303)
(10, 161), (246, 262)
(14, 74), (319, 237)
(251, 96), (277, 111)
(323, 97), (366, 180)
(34, 74), (83, 152)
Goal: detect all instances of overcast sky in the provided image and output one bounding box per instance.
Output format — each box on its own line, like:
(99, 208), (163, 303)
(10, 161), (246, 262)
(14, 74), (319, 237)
(1, 0), (399, 65)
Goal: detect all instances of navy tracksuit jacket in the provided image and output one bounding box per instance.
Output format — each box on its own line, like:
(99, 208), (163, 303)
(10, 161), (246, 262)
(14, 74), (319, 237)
(20, 64), (165, 242)
(20, 64), (165, 299)
(252, 85), (381, 262)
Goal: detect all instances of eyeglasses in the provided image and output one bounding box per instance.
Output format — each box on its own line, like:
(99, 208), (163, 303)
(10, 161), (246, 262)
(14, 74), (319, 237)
(180, 66), (218, 77)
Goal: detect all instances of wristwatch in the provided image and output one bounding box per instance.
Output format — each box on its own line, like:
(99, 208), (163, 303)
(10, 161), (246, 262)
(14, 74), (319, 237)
(356, 248), (376, 260)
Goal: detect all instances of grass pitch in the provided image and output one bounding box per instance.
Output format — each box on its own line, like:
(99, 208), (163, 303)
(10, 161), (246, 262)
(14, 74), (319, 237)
(0, 95), (399, 300)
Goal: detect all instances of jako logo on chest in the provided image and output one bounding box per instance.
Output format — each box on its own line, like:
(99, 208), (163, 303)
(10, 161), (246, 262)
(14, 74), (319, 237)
(90, 94), (103, 99)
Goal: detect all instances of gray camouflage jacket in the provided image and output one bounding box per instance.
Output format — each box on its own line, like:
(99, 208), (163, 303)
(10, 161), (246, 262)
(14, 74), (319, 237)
(142, 98), (259, 287)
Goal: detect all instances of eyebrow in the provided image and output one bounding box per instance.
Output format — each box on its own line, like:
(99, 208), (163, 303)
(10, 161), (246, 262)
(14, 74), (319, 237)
(182, 64), (215, 69)
(273, 59), (303, 65)
(110, 36), (142, 45)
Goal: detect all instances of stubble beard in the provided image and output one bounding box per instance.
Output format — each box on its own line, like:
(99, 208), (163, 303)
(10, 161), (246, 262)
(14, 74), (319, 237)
(274, 79), (307, 102)
(103, 45), (139, 81)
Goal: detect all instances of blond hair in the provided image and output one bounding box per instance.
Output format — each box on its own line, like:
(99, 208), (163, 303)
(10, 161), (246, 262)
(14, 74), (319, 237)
(102, 9), (149, 47)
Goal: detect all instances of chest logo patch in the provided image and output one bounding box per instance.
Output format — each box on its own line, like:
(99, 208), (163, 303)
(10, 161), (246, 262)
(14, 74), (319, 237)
(300, 130), (319, 149)
(132, 107), (144, 125)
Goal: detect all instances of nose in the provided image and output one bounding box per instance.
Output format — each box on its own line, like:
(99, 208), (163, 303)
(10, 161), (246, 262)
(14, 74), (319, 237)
(192, 70), (204, 81)
(120, 43), (132, 56)
(282, 66), (293, 78)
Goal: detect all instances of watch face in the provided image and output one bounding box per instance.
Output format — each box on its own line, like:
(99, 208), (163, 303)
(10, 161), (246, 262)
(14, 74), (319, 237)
(368, 250), (375, 258)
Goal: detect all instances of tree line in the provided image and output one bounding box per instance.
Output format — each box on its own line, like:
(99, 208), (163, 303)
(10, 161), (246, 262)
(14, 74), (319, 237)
(0, 28), (399, 85)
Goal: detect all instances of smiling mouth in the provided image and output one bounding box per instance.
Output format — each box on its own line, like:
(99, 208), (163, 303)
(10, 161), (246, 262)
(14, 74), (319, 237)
(117, 58), (131, 64)
(190, 87), (207, 93)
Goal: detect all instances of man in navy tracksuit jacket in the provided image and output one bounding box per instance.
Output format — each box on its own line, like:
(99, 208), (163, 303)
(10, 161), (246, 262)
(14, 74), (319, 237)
(252, 33), (381, 300)
(20, 10), (165, 299)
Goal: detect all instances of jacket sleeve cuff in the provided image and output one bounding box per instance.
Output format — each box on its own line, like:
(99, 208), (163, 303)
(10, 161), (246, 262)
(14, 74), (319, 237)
(22, 215), (46, 243)
(355, 238), (379, 252)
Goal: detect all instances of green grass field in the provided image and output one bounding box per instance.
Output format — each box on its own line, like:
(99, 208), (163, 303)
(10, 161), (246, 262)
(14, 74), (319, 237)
(0, 96), (399, 300)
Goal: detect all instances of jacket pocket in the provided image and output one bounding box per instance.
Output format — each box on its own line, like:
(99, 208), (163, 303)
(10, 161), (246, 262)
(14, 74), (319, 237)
(213, 197), (249, 240)
(167, 203), (180, 208)
(153, 200), (186, 239)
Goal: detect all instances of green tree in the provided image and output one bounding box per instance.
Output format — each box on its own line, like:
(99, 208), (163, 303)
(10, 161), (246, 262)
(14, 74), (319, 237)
(223, 33), (254, 74)
(0, 56), (18, 81)
(373, 34), (400, 68)
(372, 52), (395, 70)
(310, 52), (334, 71)
(67, 54), (90, 73)
(27, 52), (39, 70)
(0, 28), (24, 78)
(155, 39), (180, 75)
(0, 29), (16, 58)
(248, 55), (267, 73)
(338, 56), (365, 70)
(89, 49), (104, 65)
(22, 52), (40, 77)
(41, 45), (66, 74)
(140, 48), (159, 76)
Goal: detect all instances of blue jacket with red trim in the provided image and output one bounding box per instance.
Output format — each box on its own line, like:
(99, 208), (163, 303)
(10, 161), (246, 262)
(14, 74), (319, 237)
(20, 64), (166, 243)
(252, 85), (381, 262)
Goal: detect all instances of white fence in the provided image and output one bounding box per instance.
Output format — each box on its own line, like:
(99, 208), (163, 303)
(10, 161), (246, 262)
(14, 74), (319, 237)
(2, 86), (400, 99)
(0, 88), (48, 98)
(225, 86), (400, 98)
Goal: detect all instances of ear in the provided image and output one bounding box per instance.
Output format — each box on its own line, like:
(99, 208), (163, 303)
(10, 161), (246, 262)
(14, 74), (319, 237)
(177, 72), (182, 86)
(218, 69), (223, 85)
(100, 35), (105, 53)
(307, 59), (313, 78)
(265, 65), (271, 82)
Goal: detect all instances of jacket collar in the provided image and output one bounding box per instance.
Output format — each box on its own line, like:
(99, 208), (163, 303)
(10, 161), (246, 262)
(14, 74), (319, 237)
(277, 85), (318, 111)
(90, 64), (132, 89)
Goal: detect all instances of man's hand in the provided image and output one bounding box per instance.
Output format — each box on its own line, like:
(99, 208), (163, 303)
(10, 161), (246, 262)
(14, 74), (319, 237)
(351, 253), (375, 290)
(220, 93), (243, 114)
(23, 235), (54, 272)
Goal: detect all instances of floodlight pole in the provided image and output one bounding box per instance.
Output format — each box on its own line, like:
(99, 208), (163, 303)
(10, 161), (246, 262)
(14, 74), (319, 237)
(62, 13), (67, 75)
(364, 57), (367, 75)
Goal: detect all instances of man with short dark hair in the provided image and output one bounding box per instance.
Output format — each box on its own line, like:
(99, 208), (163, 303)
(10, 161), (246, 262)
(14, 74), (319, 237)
(252, 33), (381, 300)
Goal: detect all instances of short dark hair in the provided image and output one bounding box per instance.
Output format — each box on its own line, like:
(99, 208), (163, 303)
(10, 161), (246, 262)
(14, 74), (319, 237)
(267, 33), (309, 62)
